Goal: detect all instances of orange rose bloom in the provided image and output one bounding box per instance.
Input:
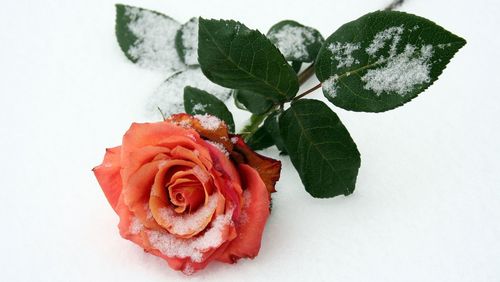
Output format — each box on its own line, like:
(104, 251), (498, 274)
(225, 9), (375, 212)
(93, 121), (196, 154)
(93, 114), (281, 274)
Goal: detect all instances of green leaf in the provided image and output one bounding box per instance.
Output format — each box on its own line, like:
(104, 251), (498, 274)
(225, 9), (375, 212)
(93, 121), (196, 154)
(115, 4), (185, 72)
(184, 86), (235, 132)
(267, 20), (324, 62)
(198, 18), (299, 102)
(149, 68), (231, 118)
(315, 11), (466, 112)
(291, 61), (302, 73)
(280, 99), (361, 198)
(263, 112), (287, 153)
(246, 111), (287, 152)
(241, 114), (267, 141)
(175, 17), (199, 65)
(246, 126), (275, 151)
(233, 90), (248, 111)
(233, 89), (275, 115)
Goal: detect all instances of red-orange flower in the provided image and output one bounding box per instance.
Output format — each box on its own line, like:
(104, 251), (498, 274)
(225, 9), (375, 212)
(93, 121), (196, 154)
(93, 114), (281, 274)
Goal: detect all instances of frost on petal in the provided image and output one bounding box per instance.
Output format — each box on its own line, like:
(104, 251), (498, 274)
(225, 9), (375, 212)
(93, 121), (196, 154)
(205, 140), (229, 157)
(168, 113), (233, 152)
(147, 210), (235, 263)
(218, 164), (270, 263)
(194, 114), (222, 131)
(156, 194), (218, 238)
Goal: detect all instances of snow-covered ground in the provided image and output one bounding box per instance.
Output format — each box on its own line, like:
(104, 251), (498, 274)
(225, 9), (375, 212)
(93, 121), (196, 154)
(1, 0), (499, 281)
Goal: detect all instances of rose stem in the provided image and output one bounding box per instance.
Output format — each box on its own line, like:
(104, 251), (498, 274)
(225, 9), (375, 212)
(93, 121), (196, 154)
(297, 63), (315, 85)
(292, 83), (322, 101)
(238, 64), (314, 137)
(384, 0), (405, 11)
(240, 113), (268, 140)
(157, 107), (167, 121)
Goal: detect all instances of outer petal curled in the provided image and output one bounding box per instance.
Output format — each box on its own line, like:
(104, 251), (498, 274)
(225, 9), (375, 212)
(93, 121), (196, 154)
(93, 146), (122, 212)
(231, 136), (281, 193)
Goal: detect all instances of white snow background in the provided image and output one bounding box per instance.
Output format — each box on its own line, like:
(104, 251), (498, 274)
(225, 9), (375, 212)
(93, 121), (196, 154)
(0, 0), (499, 281)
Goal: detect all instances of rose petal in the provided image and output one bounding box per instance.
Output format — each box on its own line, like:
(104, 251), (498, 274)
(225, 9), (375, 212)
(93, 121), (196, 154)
(153, 194), (219, 239)
(168, 177), (202, 212)
(168, 113), (233, 153)
(206, 141), (241, 186)
(231, 135), (281, 193)
(217, 164), (270, 263)
(206, 142), (244, 219)
(122, 122), (199, 158)
(148, 159), (221, 238)
(116, 195), (146, 247)
(145, 230), (236, 275)
(93, 146), (122, 212)
(120, 146), (170, 184)
(122, 160), (168, 230)
(142, 211), (237, 273)
(167, 166), (214, 206)
(121, 122), (208, 175)
(149, 160), (195, 213)
(170, 145), (212, 172)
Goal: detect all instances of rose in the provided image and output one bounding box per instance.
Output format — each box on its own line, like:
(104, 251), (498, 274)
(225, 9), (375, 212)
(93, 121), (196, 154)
(93, 114), (281, 274)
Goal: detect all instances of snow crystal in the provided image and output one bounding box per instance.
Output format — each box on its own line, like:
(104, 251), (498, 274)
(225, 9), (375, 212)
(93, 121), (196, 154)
(192, 165), (210, 183)
(124, 7), (185, 72)
(147, 68), (231, 118)
(146, 204), (154, 220)
(437, 43), (452, 49)
(206, 140), (229, 157)
(183, 263), (194, 275)
(172, 119), (192, 129)
(234, 23), (241, 34)
(194, 114), (221, 130)
(159, 194), (218, 235)
(365, 26), (404, 57)
(129, 217), (144, 235)
(238, 190), (252, 225)
(328, 42), (361, 68)
(268, 24), (316, 60)
(361, 44), (433, 96)
(230, 137), (239, 144)
(147, 210), (234, 262)
(180, 18), (199, 65)
(192, 103), (206, 112)
(322, 75), (339, 98)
